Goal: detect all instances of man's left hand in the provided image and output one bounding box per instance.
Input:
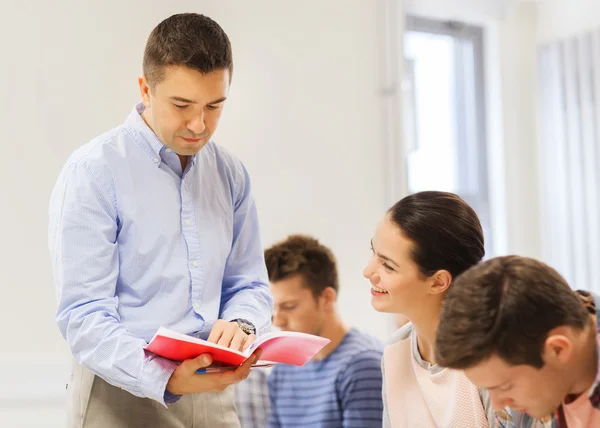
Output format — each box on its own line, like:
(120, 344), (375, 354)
(207, 320), (256, 352)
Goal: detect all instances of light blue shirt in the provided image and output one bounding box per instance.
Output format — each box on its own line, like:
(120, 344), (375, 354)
(267, 329), (384, 428)
(48, 103), (273, 406)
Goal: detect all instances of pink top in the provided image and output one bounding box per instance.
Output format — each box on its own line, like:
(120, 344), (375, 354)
(562, 386), (600, 428)
(383, 324), (490, 428)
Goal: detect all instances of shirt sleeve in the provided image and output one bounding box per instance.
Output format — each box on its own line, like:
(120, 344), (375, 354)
(219, 162), (273, 334)
(49, 162), (178, 406)
(338, 349), (385, 428)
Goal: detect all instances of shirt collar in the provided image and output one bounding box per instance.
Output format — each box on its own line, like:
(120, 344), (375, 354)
(124, 102), (198, 170)
(124, 102), (166, 167)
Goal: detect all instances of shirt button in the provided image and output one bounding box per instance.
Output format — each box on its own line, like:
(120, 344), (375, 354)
(153, 157), (159, 164)
(166, 148), (172, 153)
(185, 219), (191, 227)
(193, 302), (201, 311)
(192, 261), (199, 268)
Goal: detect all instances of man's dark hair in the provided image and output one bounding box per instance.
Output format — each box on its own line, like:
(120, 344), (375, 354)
(388, 191), (485, 279)
(264, 235), (338, 299)
(435, 255), (591, 369)
(143, 13), (233, 86)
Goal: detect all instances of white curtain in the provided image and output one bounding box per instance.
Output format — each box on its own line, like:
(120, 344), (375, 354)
(538, 29), (600, 292)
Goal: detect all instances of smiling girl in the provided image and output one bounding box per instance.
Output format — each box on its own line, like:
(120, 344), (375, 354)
(363, 191), (494, 427)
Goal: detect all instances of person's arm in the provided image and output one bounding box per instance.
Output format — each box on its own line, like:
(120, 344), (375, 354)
(478, 387), (502, 428)
(494, 408), (516, 428)
(266, 368), (281, 428)
(219, 162), (273, 334)
(381, 354), (391, 428)
(49, 162), (178, 406)
(494, 411), (511, 428)
(338, 349), (385, 428)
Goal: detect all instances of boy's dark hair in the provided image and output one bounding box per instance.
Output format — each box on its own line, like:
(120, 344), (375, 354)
(264, 235), (339, 298)
(388, 191), (485, 279)
(435, 255), (590, 369)
(143, 13), (233, 86)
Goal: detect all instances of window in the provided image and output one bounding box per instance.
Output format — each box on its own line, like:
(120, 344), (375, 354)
(403, 16), (492, 255)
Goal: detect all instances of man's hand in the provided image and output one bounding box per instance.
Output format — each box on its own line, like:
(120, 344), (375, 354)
(207, 319), (256, 351)
(166, 350), (262, 395)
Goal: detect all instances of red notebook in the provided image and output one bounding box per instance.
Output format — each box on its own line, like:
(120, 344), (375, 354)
(145, 327), (330, 367)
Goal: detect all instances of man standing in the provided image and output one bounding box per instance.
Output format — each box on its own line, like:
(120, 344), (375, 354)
(264, 235), (384, 427)
(48, 13), (273, 428)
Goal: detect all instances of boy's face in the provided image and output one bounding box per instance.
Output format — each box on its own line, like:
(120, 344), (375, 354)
(464, 353), (572, 419)
(139, 65), (229, 156)
(270, 274), (328, 337)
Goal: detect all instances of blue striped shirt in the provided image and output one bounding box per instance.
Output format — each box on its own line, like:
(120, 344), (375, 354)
(48, 103), (273, 406)
(267, 328), (384, 428)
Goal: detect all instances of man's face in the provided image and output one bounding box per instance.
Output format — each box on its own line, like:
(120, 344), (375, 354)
(270, 275), (327, 337)
(464, 353), (571, 419)
(139, 65), (229, 156)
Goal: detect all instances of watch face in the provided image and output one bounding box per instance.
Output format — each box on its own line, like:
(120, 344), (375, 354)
(236, 319), (255, 334)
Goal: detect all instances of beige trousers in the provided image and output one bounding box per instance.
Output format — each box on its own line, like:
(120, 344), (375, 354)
(66, 361), (241, 428)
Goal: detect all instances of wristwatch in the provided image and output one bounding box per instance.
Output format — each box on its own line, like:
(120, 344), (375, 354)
(232, 318), (256, 335)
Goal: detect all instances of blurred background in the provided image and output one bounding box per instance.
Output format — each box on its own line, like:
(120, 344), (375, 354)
(1, 0), (599, 425)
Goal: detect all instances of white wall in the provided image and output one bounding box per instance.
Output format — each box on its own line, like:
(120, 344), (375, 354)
(496, 2), (541, 258)
(405, 0), (508, 21)
(537, 0), (600, 43)
(0, 1), (392, 426)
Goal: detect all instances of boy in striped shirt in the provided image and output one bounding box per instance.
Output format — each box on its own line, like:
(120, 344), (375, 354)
(264, 235), (384, 428)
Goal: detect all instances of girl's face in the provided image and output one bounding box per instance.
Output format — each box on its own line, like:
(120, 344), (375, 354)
(363, 214), (432, 315)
